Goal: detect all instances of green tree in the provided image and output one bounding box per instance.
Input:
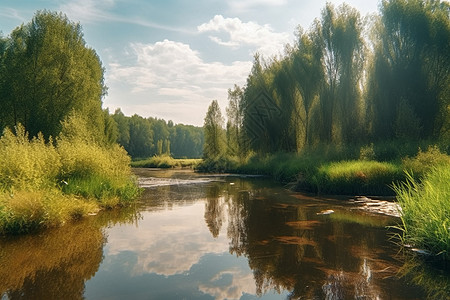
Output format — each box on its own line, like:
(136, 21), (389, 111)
(0, 10), (107, 139)
(128, 114), (153, 158)
(203, 100), (225, 159)
(313, 3), (365, 143)
(112, 109), (130, 148)
(226, 85), (244, 156)
(367, 0), (450, 140)
(291, 28), (324, 146)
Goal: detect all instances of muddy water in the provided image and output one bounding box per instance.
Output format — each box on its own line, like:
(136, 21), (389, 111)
(0, 169), (448, 299)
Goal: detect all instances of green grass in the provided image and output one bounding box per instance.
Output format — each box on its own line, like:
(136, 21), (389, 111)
(316, 160), (404, 195)
(131, 155), (201, 169)
(0, 121), (141, 235)
(393, 165), (450, 261)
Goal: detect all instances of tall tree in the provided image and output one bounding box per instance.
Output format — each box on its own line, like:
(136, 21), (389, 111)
(203, 100), (225, 159)
(313, 3), (365, 143)
(291, 28), (324, 146)
(0, 10), (107, 139)
(367, 0), (450, 140)
(226, 85), (244, 156)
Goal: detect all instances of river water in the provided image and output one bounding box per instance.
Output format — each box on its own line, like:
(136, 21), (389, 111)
(0, 169), (448, 299)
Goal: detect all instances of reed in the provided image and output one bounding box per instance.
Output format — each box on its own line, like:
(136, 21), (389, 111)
(393, 165), (450, 261)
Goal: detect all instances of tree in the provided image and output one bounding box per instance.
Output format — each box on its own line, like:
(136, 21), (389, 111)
(128, 114), (153, 158)
(367, 0), (450, 140)
(291, 28), (324, 146)
(313, 3), (365, 143)
(0, 10), (107, 139)
(226, 85), (244, 156)
(203, 100), (225, 159)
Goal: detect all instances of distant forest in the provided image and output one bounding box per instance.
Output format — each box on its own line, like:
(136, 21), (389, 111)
(111, 109), (204, 159)
(204, 0), (450, 159)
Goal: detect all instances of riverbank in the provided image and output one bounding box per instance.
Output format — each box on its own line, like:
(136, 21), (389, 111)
(196, 145), (449, 195)
(0, 123), (141, 235)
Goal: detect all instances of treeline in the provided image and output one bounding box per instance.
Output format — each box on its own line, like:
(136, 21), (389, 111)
(204, 0), (450, 159)
(111, 109), (204, 159)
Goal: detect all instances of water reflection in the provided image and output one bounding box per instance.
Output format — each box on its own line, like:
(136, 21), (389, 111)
(0, 220), (104, 299)
(0, 170), (447, 299)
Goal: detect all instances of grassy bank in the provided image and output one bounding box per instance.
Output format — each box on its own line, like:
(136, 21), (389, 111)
(131, 155), (201, 169)
(393, 165), (450, 261)
(0, 121), (141, 235)
(196, 144), (449, 196)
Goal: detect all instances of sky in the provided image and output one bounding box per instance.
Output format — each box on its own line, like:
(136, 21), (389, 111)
(0, 0), (381, 126)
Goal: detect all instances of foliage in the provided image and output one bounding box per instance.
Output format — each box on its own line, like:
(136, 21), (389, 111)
(0, 120), (140, 235)
(0, 124), (60, 191)
(111, 109), (204, 159)
(393, 165), (450, 261)
(0, 10), (106, 139)
(209, 0), (449, 162)
(402, 145), (450, 178)
(203, 100), (225, 159)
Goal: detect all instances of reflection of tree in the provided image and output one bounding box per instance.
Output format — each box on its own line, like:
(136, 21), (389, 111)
(0, 205), (140, 299)
(211, 179), (426, 299)
(0, 220), (104, 299)
(204, 183), (225, 238)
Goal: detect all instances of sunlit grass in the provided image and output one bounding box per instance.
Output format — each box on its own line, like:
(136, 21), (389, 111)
(393, 165), (450, 261)
(131, 154), (202, 168)
(317, 160), (404, 195)
(0, 121), (141, 235)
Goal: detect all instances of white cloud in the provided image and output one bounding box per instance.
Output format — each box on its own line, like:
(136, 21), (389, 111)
(228, 0), (288, 12)
(106, 201), (228, 276)
(197, 15), (290, 58)
(106, 39), (252, 125)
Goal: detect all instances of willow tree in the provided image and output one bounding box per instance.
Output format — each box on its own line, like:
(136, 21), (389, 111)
(312, 3), (365, 143)
(367, 0), (450, 140)
(203, 100), (225, 159)
(291, 28), (324, 146)
(0, 10), (107, 139)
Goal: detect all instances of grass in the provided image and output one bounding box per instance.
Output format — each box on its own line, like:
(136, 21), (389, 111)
(315, 160), (404, 195)
(0, 119), (141, 235)
(131, 154), (202, 169)
(392, 165), (450, 261)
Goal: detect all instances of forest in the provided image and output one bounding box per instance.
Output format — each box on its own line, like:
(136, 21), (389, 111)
(203, 0), (449, 161)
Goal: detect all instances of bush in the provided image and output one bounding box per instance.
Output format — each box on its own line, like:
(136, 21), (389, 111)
(0, 119), (140, 235)
(0, 125), (61, 191)
(402, 145), (450, 179)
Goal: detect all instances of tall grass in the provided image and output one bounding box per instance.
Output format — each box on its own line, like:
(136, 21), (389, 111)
(131, 154), (201, 169)
(0, 118), (140, 235)
(316, 160), (404, 195)
(393, 165), (450, 261)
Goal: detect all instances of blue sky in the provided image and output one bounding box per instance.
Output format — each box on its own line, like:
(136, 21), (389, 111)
(0, 0), (380, 126)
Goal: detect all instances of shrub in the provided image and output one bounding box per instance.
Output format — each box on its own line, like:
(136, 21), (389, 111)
(0, 125), (61, 191)
(402, 145), (450, 178)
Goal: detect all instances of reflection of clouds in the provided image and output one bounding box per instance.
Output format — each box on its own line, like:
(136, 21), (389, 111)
(105, 201), (230, 276)
(199, 268), (256, 300)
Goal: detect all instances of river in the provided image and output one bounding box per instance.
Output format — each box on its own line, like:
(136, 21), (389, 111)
(0, 169), (448, 299)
